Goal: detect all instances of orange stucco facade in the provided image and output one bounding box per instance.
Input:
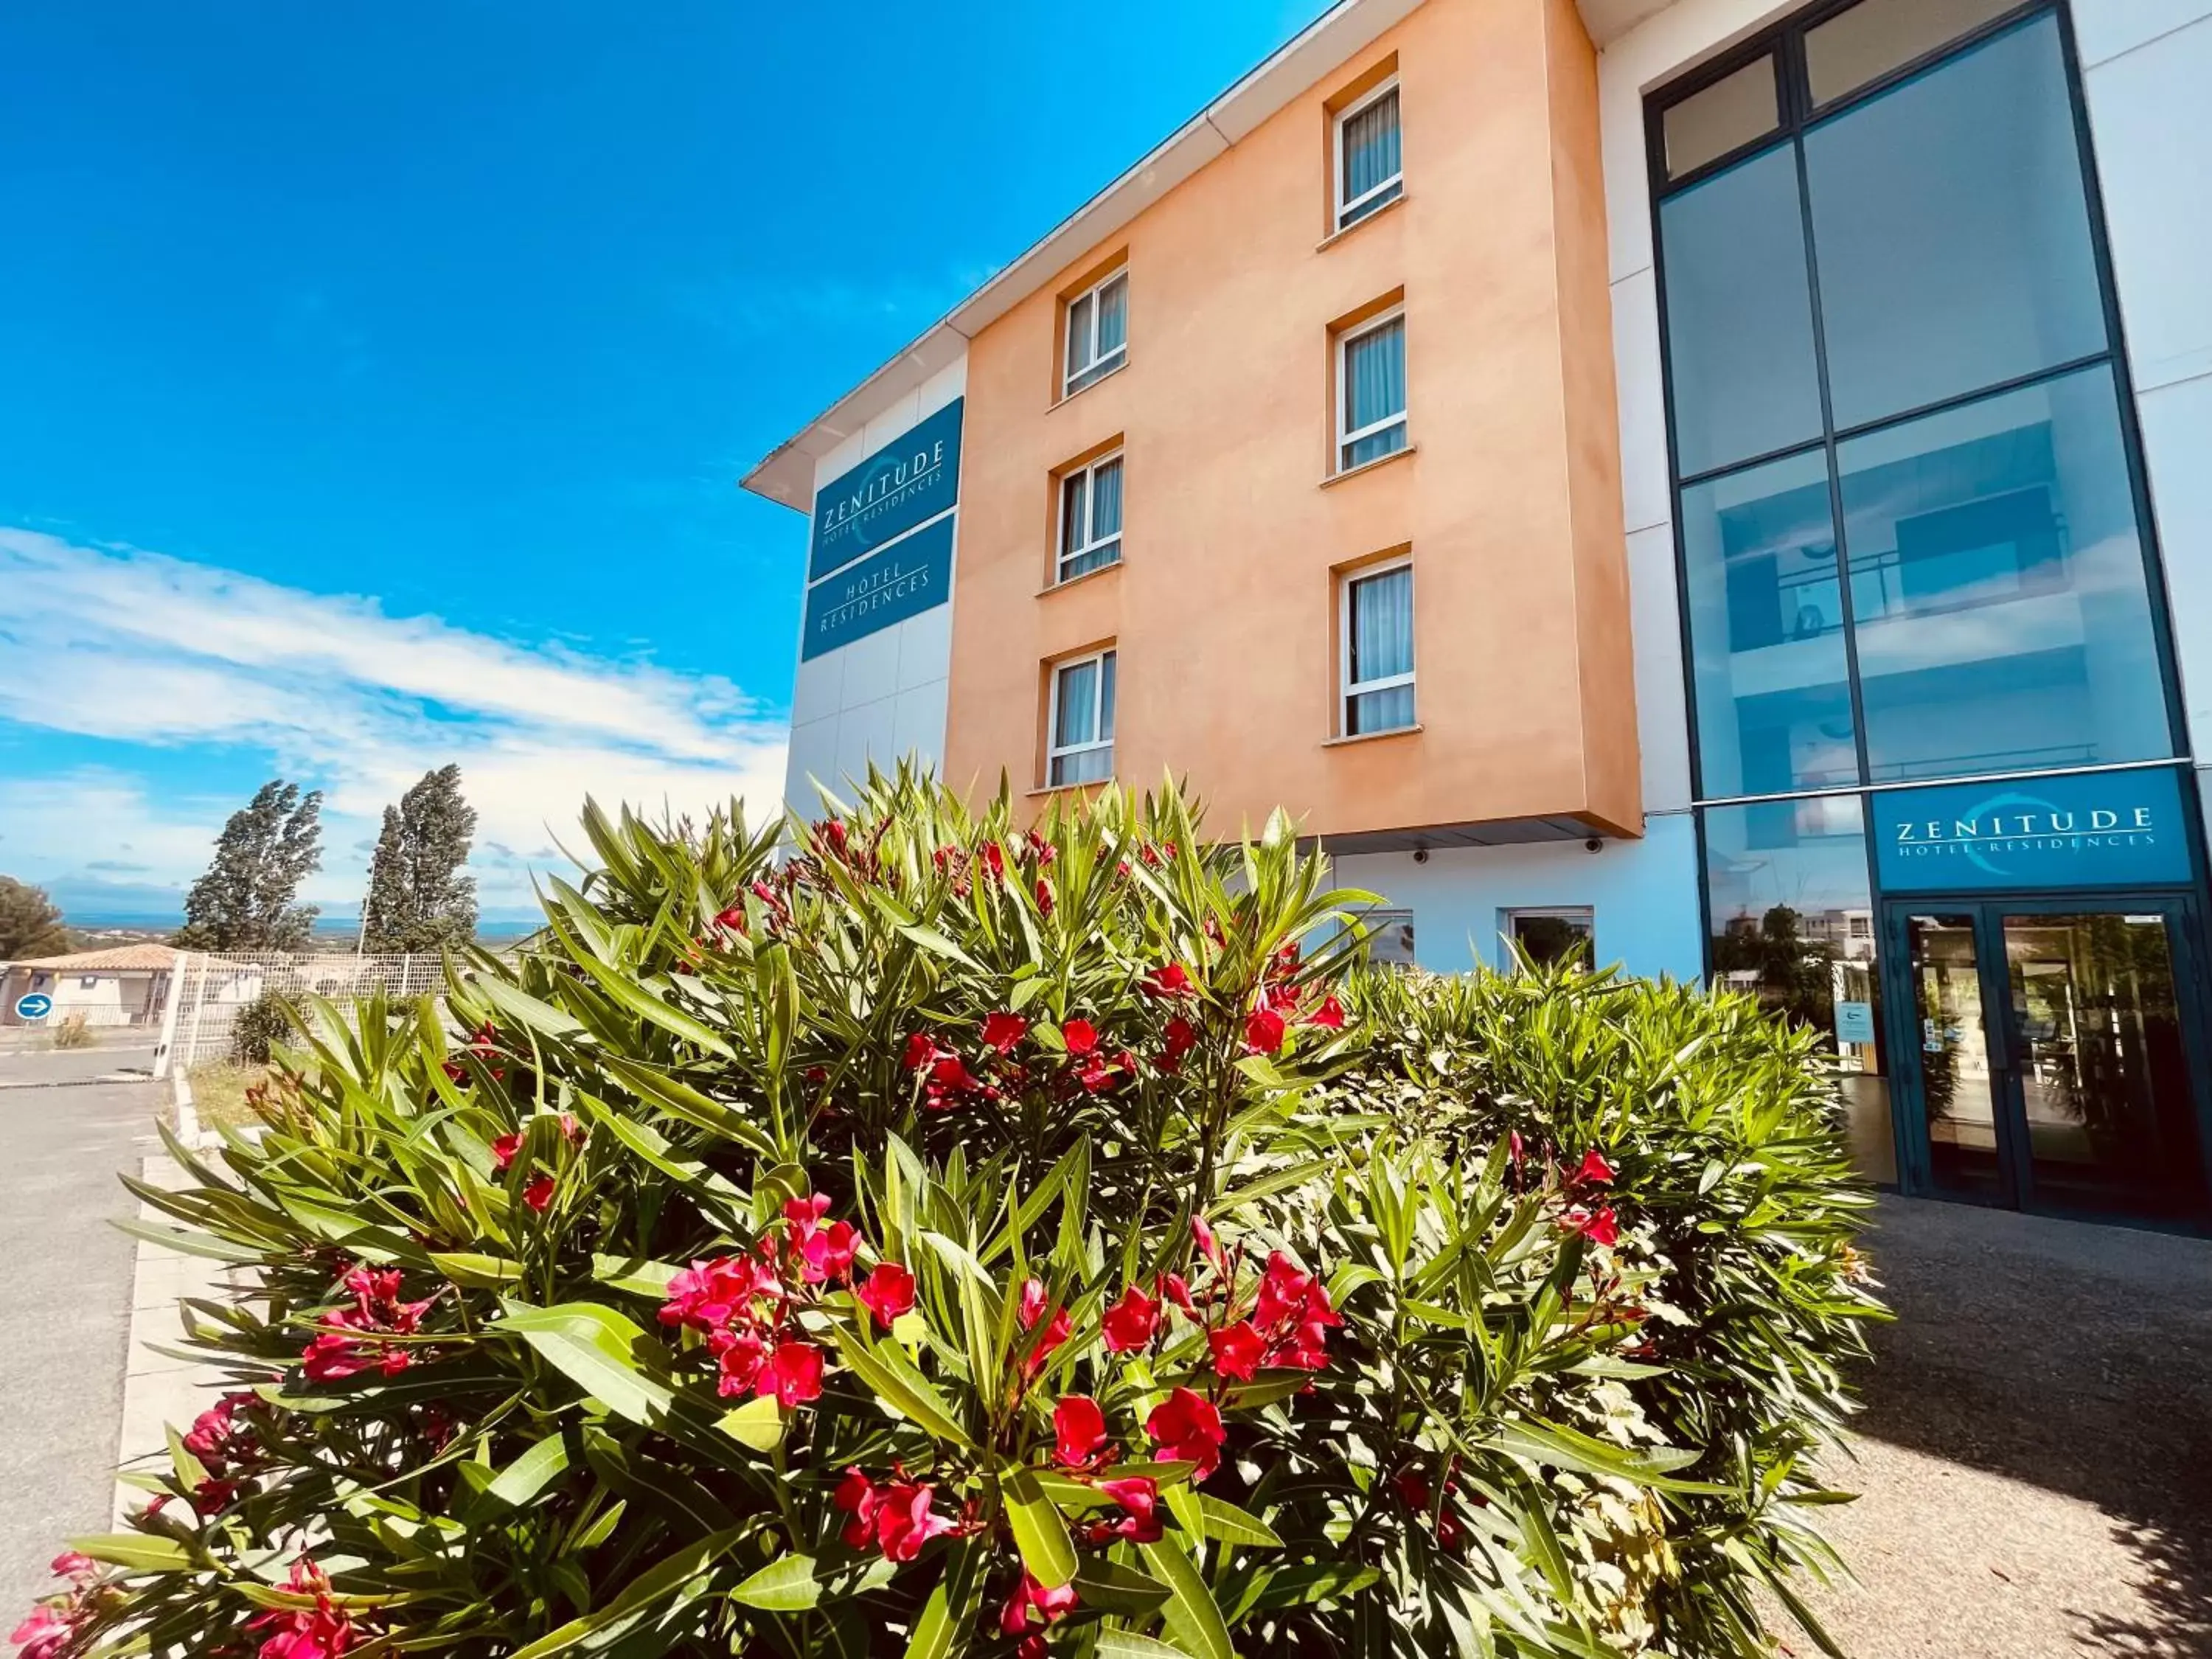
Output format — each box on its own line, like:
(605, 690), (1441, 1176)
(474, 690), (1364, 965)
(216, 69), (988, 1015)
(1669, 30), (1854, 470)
(943, 0), (1639, 843)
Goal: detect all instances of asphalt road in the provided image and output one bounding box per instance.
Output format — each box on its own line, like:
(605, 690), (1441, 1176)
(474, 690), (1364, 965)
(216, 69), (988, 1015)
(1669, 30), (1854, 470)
(0, 1078), (158, 1618)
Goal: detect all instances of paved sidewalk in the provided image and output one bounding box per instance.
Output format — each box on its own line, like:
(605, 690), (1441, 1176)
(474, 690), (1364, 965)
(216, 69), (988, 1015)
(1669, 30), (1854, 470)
(1798, 1197), (2212, 1658)
(0, 1079), (157, 1617)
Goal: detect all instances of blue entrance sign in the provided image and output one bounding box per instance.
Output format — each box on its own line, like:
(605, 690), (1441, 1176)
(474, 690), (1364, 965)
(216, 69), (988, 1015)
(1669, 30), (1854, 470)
(809, 398), (964, 582)
(1874, 766), (2194, 892)
(801, 514), (953, 662)
(13, 993), (53, 1022)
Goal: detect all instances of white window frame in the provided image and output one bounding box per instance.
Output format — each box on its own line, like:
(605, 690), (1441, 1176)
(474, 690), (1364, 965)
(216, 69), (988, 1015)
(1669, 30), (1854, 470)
(1335, 307), (1408, 473)
(1334, 77), (1404, 231)
(1340, 557), (1416, 736)
(1063, 268), (1129, 397)
(1056, 451), (1125, 584)
(1358, 907), (1416, 969)
(1502, 907), (1597, 967)
(1046, 648), (1117, 787)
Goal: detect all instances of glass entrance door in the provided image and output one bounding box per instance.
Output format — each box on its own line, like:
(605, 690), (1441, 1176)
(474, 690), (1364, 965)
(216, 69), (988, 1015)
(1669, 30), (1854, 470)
(1893, 901), (2208, 1221)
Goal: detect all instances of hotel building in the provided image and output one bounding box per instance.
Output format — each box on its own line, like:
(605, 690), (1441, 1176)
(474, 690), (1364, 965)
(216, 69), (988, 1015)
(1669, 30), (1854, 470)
(744, 0), (2212, 1229)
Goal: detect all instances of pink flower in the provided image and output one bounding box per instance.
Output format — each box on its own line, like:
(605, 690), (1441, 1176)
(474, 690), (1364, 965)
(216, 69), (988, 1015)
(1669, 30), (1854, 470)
(1307, 996), (1346, 1031)
(1144, 1387), (1226, 1478)
(759, 1340), (824, 1408)
(832, 1467), (880, 1548)
(46, 1555), (94, 1582)
(799, 1220), (858, 1285)
(1097, 1476), (1164, 1543)
(1573, 1150), (1615, 1188)
(658, 1256), (760, 1331)
(248, 1559), (357, 1659)
(1142, 962), (1193, 999)
(10, 1607), (72, 1659)
(711, 1329), (769, 1398)
(1061, 1019), (1098, 1057)
(1016, 1279), (1071, 1380)
(1208, 1320), (1266, 1382)
(1242, 1006), (1287, 1054)
(981, 1012), (1029, 1053)
(874, 1481), (959, 1562)
(1052, 1394), (1107, 1468)
(1191, 1215), (1223, 1267)
(1000, 1573), (1079, 1646)
(857, 1263), (916, 1329)
(1100, 1284), (1158, 1354)
(521, 1173), (556, 1213)
(1564, 1206), (1621, 1248)
(490, 1133), (523, 1172)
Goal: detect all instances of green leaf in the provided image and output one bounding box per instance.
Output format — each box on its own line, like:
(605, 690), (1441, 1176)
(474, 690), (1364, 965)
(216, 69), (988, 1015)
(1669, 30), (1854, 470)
(902, 1535), (986, 1659)
(1071, 1556), (1173, 1615)
(487, 1435), (571, 1507)
(717, 1395), (785, 1451)
(495, 1301), (674, 1425)
(1096, 1632), (1196, 1659)
(509, 1527), (740, 1658)
(1138, 1537), (1234, 1659)
(1242, 1562), (1380, 1613)
(429, 1251), (522, 1288)
(729, 1551), (827, 1613)
(830, 1328), (975, 1450)
(65, 1534), (192, 1573)
(1004, 1470), (1079, 1590)
(898, 923), (982, 971)
(1188, 1495), (1281, 1548)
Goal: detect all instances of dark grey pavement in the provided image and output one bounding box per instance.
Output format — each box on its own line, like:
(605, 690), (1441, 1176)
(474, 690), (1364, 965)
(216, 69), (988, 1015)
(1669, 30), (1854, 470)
(1801, 1196), (2212, 1658)
(0, 1079), (156, 1618)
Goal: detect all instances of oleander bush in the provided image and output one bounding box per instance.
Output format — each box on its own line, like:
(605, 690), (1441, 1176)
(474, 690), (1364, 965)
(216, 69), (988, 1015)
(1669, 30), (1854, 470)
(24, 770), (1881, 1659)
(229, 990), (296, 1066)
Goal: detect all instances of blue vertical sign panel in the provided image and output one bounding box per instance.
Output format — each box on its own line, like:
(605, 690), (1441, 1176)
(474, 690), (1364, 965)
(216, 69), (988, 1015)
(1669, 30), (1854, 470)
(809, 398), (964, 581)
(1873, 766), (2195, 892)
(801, 515), (954, 662)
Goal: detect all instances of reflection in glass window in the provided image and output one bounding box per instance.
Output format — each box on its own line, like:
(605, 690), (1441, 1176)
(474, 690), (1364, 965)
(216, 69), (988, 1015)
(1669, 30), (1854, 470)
(1337, 83), (1403, 229)
(1343, 563), (1416, 735)
(1339, 314), (1408, 470)
(1703, 798), (1893, 1182)
(1839, 364), (2171, 782)
(1048, 650), (1117, 787)
(1680, 448), (1858, 799)
(1805, 16), (2107, 431)
(1806, 0), (2034, 108)
(1659, 145), (1825, 477)
(1506, 908), (1596, 970)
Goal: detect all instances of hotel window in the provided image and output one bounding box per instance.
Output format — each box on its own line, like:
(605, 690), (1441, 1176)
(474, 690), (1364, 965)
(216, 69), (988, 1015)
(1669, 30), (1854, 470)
(1363, 908), (1416, 969)
(1335, 80), (1402, 230)
(1338, 310), (1407, 471)
(1504, 908), (1596, 970)
(1652, 4), (2176, 799)
(1341, 561), (1414, 735)
(1047, 649), (1117, 787)
(1057, 453), (1124, 582)
(1064, 269), (1128, 397)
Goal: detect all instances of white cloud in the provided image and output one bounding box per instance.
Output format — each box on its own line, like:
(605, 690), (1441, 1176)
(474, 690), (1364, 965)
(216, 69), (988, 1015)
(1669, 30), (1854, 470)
(0, 529), (790, 914)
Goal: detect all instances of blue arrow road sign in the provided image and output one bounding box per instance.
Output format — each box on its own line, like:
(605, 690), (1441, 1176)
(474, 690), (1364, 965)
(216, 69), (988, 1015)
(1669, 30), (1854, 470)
(13, 993), (54, 1022)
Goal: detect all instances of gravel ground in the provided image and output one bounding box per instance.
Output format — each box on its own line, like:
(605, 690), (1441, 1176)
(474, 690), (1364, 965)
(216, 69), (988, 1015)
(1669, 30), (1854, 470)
(0, 1079), (156, 1617)
(1794, 1196), (2212, 1659)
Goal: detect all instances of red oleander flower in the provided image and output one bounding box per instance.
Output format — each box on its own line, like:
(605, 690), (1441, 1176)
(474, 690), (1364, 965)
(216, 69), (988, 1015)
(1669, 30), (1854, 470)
(1000, 1573), (1078, 1650)
(799, 1220), (858, 1286)
(1564, 1206), (1621, 1248)
(928, 1052), (983, 1094)
(875, 1481), (959, 1562)
(759, 1340), (824, 1408)
(522, 1173), (556, 1213)
(658, 1256), (759, 1330)
(981, 1012), (1029, 1053)
(980, 841), (1006, 880)
(1142, 962), (1192, 998)
(1061, 1019), (1099, 1057)
(711, 904), (746, 934)
(902, 1032), (939, 1071)
(1100, 1284), (1158, 1353)
(1573, 1150), (1615, 1187)
(1242, 1006), (1287, 1054)
(1144, 1387), (1226, 1478)
(1034, 877), (1055, 917)
(1159, 1016), (1197, 1071)
(490, 1133), (523, 1172)
(1158, 1273), (1197, 1316)
(46, 1556), (94, 1582)
(1208, 1320), (1266, 1382)
(1307, 995), (1346, 1031)
(1096, 1476), (1164, 1543)
(832, 1467), (880, 1548)
(857, 1263), (916, 1328)
(247, 1559), (357, 1659)
(1052, 1394), (1107, 1468)
(11, 1606), (73, 1659)
(1191, 1215), (1222, 1267)
(1016, 1279), (1071, 1379)
(711, 1329), (768, 1398)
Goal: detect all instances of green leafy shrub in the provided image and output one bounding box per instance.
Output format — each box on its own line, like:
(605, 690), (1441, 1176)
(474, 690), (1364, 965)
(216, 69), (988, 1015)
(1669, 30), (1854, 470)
(38, 769), (1879, 1658)
(229, 988), (295, 1065)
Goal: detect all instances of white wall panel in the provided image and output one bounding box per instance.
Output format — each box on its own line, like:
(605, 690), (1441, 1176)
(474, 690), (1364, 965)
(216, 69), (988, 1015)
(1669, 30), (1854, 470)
(837, 626), (902, 712)
(783, 714), (841, 818)
(892, 677), (951, 774)
(2073, 0), (2212, 66)
(1627, 522), (1694, 812)
(896, 602), (954, 692)
(1611, 265), (1673, 536)
(790, 647), (844, 732)
(832, 696), (898, 793)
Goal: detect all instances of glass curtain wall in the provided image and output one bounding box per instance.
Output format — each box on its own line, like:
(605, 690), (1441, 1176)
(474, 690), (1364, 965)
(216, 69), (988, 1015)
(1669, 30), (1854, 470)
(1653, 1), (2180, 1186)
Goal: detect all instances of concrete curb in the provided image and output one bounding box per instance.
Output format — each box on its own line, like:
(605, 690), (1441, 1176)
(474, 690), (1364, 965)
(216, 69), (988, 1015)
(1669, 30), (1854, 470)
(112, 1156), (229, 1524)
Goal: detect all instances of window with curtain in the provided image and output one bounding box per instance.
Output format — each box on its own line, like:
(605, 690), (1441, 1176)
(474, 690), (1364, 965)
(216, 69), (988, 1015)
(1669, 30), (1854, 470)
(1048, 650), (1117, 786)
(1057, 454), (1124, 582)
(1337, 82), (1402, 229)
(1064, 270), (1128, 396)
(1339, 313), (1408, 471)
(1343, 563), (1415, 734)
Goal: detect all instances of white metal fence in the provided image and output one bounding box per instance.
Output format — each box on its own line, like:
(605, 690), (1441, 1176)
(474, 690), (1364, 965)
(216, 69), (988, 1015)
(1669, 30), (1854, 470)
(158, 952), (447, 1077)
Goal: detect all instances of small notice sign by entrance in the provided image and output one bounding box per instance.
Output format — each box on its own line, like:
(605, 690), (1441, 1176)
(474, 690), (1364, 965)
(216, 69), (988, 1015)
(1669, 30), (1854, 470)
(1833, 1000), (1876, 1046)
(13, 992), (53, 1022)
(1872, 765), (2193, 893)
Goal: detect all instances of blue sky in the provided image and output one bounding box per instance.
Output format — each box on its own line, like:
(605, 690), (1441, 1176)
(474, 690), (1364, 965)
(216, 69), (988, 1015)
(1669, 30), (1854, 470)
(0, 0), (1329, 922)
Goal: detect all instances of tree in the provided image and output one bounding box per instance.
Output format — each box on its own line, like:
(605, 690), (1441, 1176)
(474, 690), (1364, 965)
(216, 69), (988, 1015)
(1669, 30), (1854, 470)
(361, 765), (479, 952)
(173, 780), (324, 952)
(0, 877), (70, 961)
